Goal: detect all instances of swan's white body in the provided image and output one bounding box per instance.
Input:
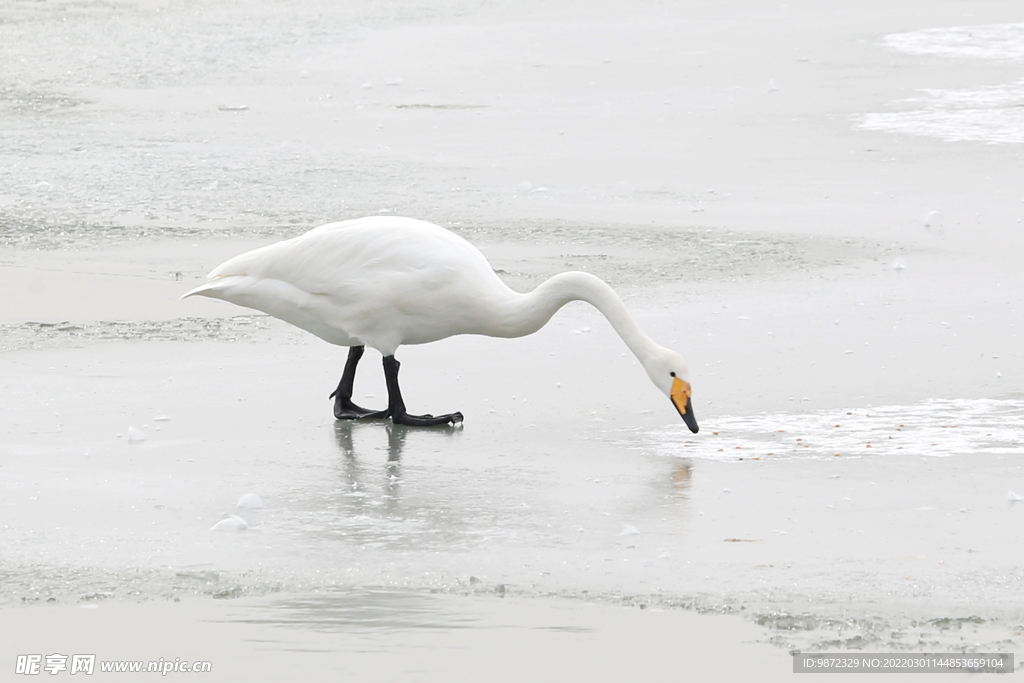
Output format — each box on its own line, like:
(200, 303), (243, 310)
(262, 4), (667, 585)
(183, 216), (696, 429)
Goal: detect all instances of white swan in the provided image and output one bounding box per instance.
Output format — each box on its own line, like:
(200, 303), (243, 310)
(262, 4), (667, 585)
(182, 216), (698, 431)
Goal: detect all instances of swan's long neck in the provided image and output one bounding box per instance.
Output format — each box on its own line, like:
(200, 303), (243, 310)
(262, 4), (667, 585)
(493, 272), (661, 363)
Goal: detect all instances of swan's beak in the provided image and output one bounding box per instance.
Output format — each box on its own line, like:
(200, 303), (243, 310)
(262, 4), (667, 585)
(671, 377), (699, 434)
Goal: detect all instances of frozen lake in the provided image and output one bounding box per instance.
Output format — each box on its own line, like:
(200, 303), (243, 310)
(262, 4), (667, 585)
(2, 0), (1024, 677)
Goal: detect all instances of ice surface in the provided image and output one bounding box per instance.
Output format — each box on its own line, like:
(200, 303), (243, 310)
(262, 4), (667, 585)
(631, 398), (1024, 461)
(2, 0), (1024, 662)
(4, 332), (1023, 653)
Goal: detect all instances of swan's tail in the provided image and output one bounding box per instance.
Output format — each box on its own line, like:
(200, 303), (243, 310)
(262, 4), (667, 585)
(180, 276), (247, 300)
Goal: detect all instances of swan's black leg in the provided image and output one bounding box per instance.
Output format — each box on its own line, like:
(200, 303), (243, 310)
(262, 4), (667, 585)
(382, 355), (463, 427)
(330, 346), (388, 420)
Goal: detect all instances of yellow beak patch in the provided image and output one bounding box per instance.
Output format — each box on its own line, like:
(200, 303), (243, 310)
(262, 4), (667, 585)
(670, 377), (692, 414)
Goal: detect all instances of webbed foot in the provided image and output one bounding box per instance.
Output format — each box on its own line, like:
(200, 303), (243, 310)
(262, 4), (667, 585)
(332, 394), (388, 421)
(391, 409), (464, 427)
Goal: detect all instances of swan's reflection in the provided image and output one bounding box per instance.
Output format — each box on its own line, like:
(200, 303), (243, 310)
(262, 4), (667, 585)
(671, 460), (693, 495)
(332, 421), (404, 513)
(330, 421), (460, 514)
(333, 420), (407, 464)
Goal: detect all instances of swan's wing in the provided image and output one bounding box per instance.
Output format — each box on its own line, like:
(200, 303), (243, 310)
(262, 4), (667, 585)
(205, 217), (492, 297)
(185, 217), (507, 350)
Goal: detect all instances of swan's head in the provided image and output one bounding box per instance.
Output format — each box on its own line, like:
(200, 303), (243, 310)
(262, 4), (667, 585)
(643, 349), (698, 434)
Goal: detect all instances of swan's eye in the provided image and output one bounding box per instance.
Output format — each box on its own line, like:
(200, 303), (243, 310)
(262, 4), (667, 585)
(670, 372), (676, 377)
